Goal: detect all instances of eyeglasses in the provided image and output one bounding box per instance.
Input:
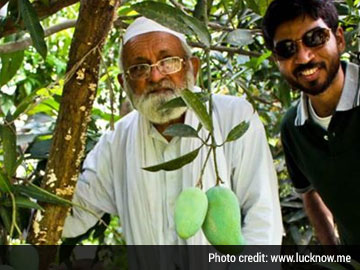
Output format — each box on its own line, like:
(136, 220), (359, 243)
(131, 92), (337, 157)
(274, 27), (330, 60)
(126, 56), (184, 80)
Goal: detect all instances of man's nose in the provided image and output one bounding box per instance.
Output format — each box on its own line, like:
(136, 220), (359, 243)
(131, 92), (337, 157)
(149, 65), (166, 83)
(294, 42), (315, 64)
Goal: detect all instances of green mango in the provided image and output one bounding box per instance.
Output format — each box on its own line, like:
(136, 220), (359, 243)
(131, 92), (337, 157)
(202, 186), (245, 254)
(175, 187), (208, 239)
(8, 245), (39, 270)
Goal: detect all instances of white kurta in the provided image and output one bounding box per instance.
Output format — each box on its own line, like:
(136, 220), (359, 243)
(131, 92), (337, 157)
(63, 94), (283, 245)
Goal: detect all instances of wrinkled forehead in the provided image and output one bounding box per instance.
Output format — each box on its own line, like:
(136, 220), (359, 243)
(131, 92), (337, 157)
(274, 16), (327, 42)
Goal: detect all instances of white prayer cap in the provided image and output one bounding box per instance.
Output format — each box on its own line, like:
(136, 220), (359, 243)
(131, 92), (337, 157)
(123, 17), (187, 45)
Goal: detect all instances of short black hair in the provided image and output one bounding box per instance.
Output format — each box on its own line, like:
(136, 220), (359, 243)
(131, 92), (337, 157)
(262, 0), (339, 51)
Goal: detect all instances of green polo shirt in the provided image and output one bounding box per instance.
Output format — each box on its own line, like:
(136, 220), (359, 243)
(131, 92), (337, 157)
(281, 61), (360, 245)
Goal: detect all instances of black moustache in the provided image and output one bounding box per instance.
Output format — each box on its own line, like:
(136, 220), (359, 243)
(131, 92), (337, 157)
(293, 62), (325, 77)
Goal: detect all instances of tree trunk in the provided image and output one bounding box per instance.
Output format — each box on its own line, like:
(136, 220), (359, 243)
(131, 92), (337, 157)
(27, 0), (119, 248)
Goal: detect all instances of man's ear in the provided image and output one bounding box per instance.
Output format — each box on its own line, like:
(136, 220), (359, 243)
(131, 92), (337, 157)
(117, 74), (124, 87)
(190, 57), (200, 79)
(335, 26), (345, 53)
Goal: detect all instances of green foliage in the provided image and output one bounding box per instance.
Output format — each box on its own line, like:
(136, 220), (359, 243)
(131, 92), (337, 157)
(0, 123), (17, 176)
(14, 183), (72, 206)
(159, 92), (209, 109)
(180, 89), (213, 131)
(0, 170), (12, 192)
(225, 121), (249, 142)
(132, 1), (194, 36)
(18, 0), (47, 59)
(245, 0), (273, 16)
(1, 195), (44, 211)
(0, 51), (24, 87)
(0, 0), (359, 247)
(143, 146), (202, 172)
(163, 123), (199, 138)
(227, 29), (255, 47)
(133, 1), (211, 47)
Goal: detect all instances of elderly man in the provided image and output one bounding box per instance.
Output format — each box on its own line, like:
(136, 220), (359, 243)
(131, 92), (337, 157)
(263, 0), (360, 246)
(63, 17), (282, 245)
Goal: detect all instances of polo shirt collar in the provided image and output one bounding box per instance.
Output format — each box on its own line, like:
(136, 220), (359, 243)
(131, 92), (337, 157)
(294, 61), (360, 126)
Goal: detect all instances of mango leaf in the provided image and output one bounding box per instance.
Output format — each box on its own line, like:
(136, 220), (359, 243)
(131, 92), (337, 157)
(18, 0), (47, 59)
(246, 0), (273, 16)
(163, 123), (199, 138)
(0, 124), (17, 176)
(14, 183), (72, 206)
(143, 146), (201, 172)
(159, 96), (186, 110)
(26, 138), (52, 159)
(345, 0), (353, 9)
(132, 1), (193, 36)
(0, 170), (12, 192)
(225, 121), (249, 142)
(27, 98), (59, 115)
(159, 92), (209, 110)
(0, 50), (24, 87)
(245, 0), (260, 15)
(226, 29), (254, 47)
(180, 14), (211, 48)
(257, 0), (273, 16)
(132, 1), (211, 47)
(255, 50), (272, 67)
(0, 207), (11, 232)
(2, 195), (44, 211)
(180, 89), (212, 131)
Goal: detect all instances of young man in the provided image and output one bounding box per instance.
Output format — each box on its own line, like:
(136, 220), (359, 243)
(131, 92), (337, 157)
(62, 17), (282, 245)
(263, 0), (360, 245)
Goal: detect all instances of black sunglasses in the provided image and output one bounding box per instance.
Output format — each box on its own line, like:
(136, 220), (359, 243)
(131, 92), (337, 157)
(274, 27), (330, 60)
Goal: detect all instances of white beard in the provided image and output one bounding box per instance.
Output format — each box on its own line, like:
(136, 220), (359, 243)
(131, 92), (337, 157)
(124, 71), (195, 124)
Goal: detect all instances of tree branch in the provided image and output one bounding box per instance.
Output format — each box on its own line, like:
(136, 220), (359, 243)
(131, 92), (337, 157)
(189, 41), (268, 58)
(168, 0), (192, 13)
(1, 19), (270, 59)
(0, 20), (76, 54)
(208, 22), (233, 32)
(169, 0), (186, 11)
(0, 0), (79, 38)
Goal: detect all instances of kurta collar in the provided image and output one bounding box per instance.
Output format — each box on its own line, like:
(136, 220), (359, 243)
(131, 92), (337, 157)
(147, 117), (182, 145)
(295, 61), (360, 126)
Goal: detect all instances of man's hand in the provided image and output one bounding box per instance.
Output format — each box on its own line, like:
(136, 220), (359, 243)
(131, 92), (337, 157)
(302, 190), (340, 245)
